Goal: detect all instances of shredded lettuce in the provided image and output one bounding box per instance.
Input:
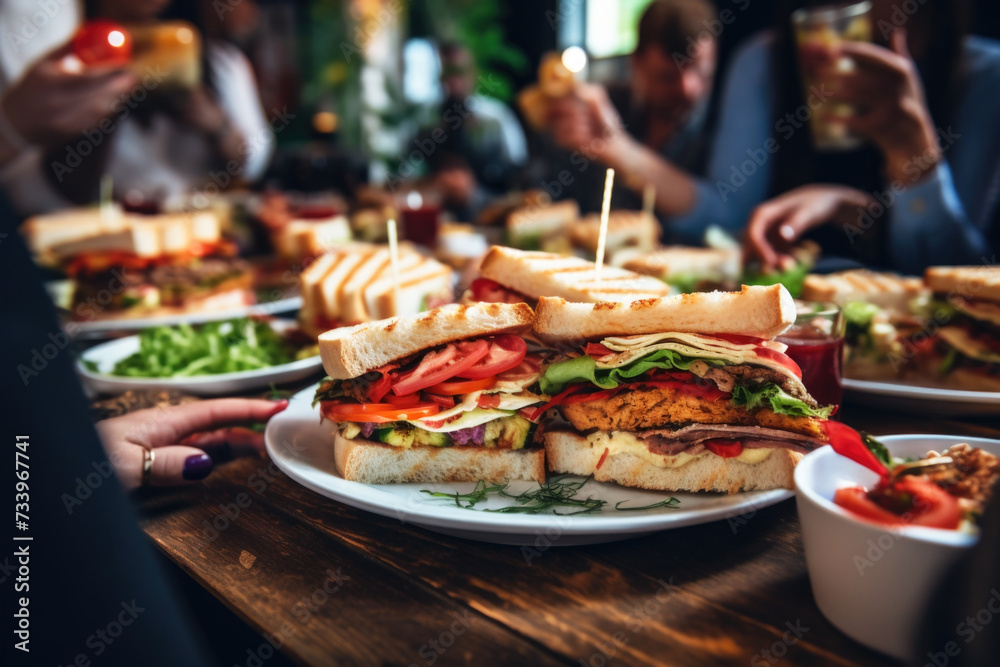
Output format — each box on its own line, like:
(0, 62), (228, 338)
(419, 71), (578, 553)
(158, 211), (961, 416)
(730, 384), (834, 419)
(843, 301), (881, 329)
(539, 350), (724, 395)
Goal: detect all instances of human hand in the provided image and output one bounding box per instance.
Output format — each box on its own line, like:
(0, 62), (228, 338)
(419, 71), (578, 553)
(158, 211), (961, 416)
(744, 184), (874, 271)
(814, 30), (939, 182)
(547, 83), (632, 163)
(168, 85), (228, 136)
(0, 44), (136, 147)
(95, 398), (289, 491)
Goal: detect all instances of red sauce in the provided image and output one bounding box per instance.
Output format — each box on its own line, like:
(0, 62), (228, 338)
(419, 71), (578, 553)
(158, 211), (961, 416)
(776, 331), (844, 413)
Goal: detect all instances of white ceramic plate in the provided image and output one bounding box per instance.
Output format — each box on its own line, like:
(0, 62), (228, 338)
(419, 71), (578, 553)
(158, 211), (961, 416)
(796, 434), (998, 660)
(843, 378), (1000, 416)
(265, 385), (794, 546)
(77, 320), (321, 396)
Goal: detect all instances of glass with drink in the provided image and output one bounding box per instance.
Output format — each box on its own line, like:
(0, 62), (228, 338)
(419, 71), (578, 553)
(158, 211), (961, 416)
(792, 1), (872, 151)
(399, 190), (441, 248)
(776, 301), (846, 412)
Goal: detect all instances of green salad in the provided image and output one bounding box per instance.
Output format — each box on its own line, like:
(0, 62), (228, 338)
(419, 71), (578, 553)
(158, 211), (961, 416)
(92, 318), (313, 377)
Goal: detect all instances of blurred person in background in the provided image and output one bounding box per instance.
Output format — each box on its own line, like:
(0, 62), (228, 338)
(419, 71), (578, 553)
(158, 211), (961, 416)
(424, 41), (528, 220)
(542, 0), (718, 215)
(561, 0), (998, 273)
(0, 0), (138, 214)
(46, 0), (274, 208)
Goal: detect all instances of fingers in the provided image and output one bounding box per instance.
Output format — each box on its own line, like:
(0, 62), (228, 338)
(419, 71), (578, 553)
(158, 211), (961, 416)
(889, 28), (910, 60)
(745, 202), (787, 271)
(149, 445), (216, 487)
(179, 427), (266, 462)
(131, 399), (288, 449)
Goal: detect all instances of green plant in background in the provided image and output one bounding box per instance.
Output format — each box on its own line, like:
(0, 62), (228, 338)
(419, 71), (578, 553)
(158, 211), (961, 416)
(418, 0), (528, 102)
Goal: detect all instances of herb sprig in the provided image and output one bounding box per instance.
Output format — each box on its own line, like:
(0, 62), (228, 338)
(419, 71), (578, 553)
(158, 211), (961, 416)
(421, 476), (680, 515)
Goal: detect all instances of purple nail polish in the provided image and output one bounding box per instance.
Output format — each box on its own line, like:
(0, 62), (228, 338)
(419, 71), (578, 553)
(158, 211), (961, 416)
(182, 454), (213, 481)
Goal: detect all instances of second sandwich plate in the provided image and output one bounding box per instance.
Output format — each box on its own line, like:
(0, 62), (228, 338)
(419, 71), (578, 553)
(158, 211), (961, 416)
(266, 385), (794, 546)
(843, 378), (1000, 416)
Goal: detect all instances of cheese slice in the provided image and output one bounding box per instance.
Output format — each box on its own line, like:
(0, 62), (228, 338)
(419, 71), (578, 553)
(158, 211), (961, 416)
(596, 332), (802, 386)
(939, 326), (1000, 364)
(583, 431), (775, 469)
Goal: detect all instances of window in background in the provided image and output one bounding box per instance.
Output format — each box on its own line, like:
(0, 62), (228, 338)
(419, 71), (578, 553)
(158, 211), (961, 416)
(403, 37), (441, 106)
(585, 0), (654, 58)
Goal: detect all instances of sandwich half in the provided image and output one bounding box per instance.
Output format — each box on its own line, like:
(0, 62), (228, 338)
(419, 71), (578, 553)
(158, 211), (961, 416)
(467, 246), (672, 306)
(531, 286), (835, 493)
(922, 266), (1000, 391)
(314, 302), (547, 483)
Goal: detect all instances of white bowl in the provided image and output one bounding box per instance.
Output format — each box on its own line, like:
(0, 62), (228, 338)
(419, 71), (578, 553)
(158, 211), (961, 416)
(794, 434), (998, 661)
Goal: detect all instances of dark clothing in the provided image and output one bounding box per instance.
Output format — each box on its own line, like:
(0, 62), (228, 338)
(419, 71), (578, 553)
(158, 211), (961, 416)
(0, 198), (207, 666)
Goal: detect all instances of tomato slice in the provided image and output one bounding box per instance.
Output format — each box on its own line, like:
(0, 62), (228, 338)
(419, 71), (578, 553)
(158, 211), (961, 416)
(458, 335), (527, 380)
(426, 377), (497, 395)
(470, 278), (525, 304)
(834, 487), (908, 525)
(383, 392), (423, 406)
(497, 355), (541, 382)
(392, 340), (490, 396)
(754, 346), (802, 379)
(424, 393), (456, 409)
(897, 477), (961, 530)
(563, 388), (620, 405)
(703, 438), (743, 458)
(586, 342), (615, 357)
(321, 401), (440, 423)
(367, 367), (396, 403)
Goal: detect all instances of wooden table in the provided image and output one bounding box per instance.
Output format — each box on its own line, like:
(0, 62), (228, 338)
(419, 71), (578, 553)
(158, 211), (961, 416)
(135, 400), (1000, 667)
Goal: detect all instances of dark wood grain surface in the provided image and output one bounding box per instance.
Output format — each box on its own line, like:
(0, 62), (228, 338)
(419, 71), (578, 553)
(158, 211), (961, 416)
(135, 398), (1000, 667)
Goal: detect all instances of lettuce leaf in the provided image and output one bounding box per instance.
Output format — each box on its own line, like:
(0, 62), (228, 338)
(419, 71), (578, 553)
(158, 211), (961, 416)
(730, 383), (834, 419)
(539, 350), (724, 395)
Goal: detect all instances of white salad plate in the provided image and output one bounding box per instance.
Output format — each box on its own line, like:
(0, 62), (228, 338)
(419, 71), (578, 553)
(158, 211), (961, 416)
(265, 385), (795, 546)
(77, 319), (321, 396)
(843, 378), (1000, 416)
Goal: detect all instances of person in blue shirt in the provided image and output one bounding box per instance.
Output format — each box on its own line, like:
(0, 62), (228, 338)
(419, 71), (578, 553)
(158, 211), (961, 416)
(561, 0), (999, 274)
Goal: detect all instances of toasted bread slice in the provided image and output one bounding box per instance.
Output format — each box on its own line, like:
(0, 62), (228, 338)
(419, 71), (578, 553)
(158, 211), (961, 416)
(925, 266), (1000, 302)
(506, 200), (579, 242)
(479, 246), (672, 302)
(532, 284), (795, 344)
(571, 211), (660, 253)
(623, 246), (741, 284)
(334, 431), (545, 483)
(319, 302), (535, 379)
(543, 431), (800, 493)
(802, 270), (927, 311)
(365, 257), (453, 320)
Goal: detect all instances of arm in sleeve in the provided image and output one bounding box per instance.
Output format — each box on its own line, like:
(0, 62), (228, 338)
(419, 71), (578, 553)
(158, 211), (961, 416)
(667, 34), (778, 245)
(208, 43), (274, 182)
(887, 160), (992, 273)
